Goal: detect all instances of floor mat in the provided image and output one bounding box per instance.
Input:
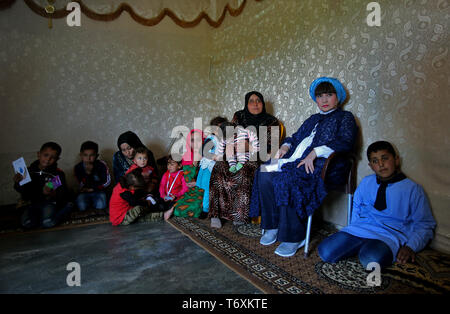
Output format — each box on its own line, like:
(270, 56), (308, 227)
(167, 216), (450, 294)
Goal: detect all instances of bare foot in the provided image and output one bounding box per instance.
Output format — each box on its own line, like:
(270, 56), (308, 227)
(164, 207), (174, 221)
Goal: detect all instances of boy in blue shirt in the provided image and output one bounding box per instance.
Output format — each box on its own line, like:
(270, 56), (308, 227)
(318, 141), (436, 268)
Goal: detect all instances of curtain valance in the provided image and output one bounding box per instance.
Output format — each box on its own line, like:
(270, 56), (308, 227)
(0, 0), (261, 28)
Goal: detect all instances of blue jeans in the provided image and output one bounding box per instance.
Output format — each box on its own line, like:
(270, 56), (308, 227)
(318, 231), (394, 269)
(21, 201), (73, 229)
(76, 191), (107, 211)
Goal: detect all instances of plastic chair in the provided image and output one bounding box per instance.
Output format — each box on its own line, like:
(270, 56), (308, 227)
(303, 151), (357, 258)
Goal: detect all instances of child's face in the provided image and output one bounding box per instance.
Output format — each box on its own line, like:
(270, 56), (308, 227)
(133, 153), (148, 168)
(368, 149), (399, 179)
(167, 160), (181, 173)
(37, 148), (59, 170)
(120, 143), (135, 160)
(315, 92), (339, 112)
(80, 149), (97, 165)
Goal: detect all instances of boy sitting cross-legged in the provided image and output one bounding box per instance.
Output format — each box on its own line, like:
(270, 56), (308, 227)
(13, 142), (73, 229)
(74, 140), (111, 212)
(318, 141), (436, 269)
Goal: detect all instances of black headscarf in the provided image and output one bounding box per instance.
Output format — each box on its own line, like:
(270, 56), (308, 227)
(117, 131), (146, 151)
(233, 91), (278, 129)
(116, 131), (158, 176)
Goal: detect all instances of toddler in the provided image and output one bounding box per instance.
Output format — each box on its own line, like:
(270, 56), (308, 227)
(126, 146), (159, 202)
(159, 155), (189, 212)
(216, 122), (260, 173)
(109, 168), (150, 226)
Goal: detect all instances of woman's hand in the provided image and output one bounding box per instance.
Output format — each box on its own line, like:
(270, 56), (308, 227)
(297, 150), (317, 174)
(274, 145), (290, 159)
(396, 246), (416, 264)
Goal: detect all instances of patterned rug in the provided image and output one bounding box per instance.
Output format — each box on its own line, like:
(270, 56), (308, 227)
(167, 216), (450, 294)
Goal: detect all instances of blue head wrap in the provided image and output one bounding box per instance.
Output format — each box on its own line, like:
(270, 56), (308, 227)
(309, 77), (347, 104)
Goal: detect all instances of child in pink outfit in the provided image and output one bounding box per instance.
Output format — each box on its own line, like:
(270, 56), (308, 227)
(159, 156), (188, 212)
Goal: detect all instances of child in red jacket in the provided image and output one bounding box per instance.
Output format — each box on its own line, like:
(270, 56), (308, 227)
(109, 168), (150, 226)
(126, 147), (158, 196)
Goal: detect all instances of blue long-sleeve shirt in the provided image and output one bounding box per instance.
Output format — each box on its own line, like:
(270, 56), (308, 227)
(341, 174), (436, 261)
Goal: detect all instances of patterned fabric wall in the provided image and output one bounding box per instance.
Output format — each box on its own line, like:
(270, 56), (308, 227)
(0, 0), (448, 252)
(0, 1), (215, 203)
(210, 0), (449, 251)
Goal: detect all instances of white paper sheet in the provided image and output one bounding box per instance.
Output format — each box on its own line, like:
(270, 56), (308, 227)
(12, 157), (32, 186)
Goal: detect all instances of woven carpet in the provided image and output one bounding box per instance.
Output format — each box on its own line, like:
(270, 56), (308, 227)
(167, 216), (450, 294)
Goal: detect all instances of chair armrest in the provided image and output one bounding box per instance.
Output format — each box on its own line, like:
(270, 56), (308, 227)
(321, 151), (357, 194)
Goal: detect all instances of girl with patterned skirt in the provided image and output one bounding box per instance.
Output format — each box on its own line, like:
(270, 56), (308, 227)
(208, 91), (281, 228)
(165, 129), (205, 220)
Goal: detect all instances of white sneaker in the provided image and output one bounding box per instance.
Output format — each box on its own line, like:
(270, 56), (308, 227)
(260, 229), (278, 246)
(274, 240), (306, 257)
(210, 217), (222, 229)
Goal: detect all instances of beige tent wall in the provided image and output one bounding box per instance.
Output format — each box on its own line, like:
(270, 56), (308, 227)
(0, 1), (215, 203)
(210, 0), (449, 252)
(0, 0), (448, 252)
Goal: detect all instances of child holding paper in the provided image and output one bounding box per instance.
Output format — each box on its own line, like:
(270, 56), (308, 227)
(13, 142), (73, 229)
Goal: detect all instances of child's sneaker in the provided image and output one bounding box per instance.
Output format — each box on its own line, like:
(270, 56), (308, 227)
(210, 217), (222, 228)
(235, 162), (244, 171)
(229, 165), (237, 173)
